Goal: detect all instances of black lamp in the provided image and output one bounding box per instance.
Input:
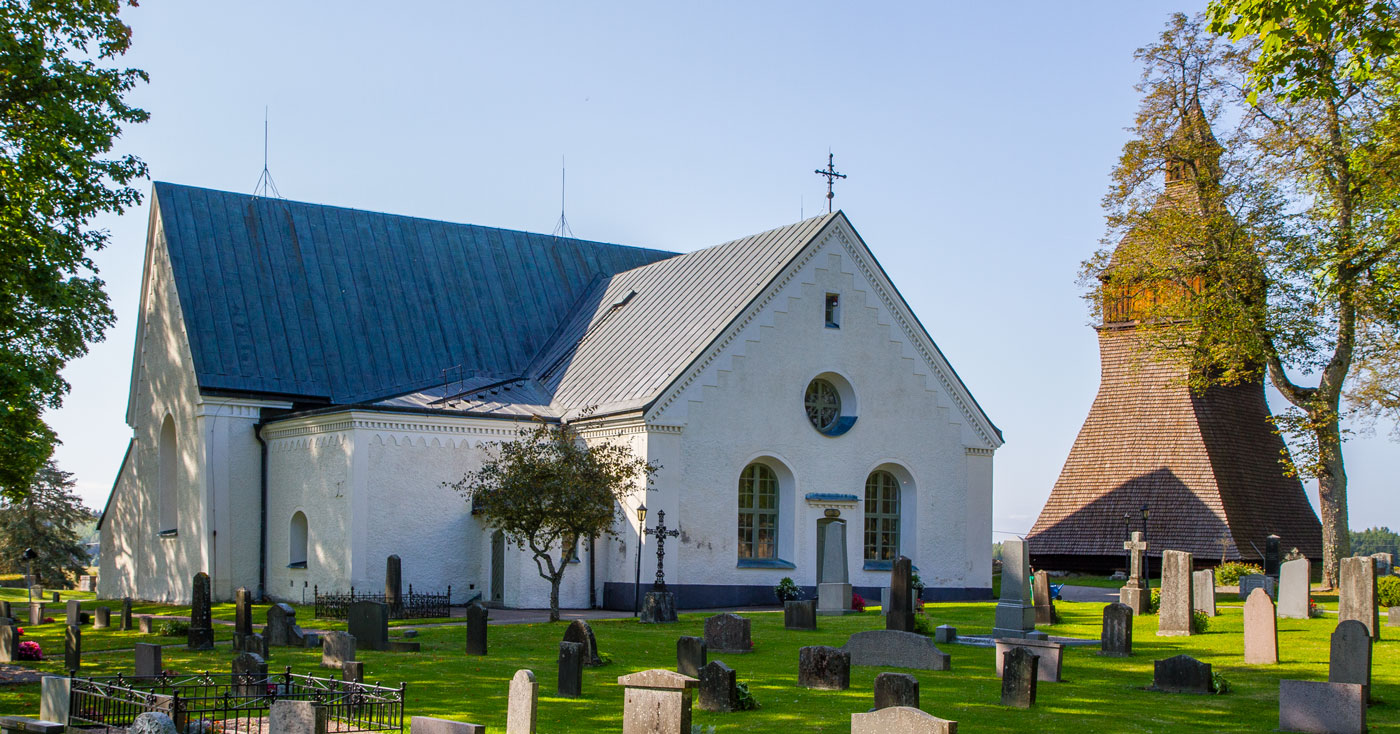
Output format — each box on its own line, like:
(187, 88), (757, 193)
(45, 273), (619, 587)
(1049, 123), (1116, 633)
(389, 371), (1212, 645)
(633, 504), (648, 616)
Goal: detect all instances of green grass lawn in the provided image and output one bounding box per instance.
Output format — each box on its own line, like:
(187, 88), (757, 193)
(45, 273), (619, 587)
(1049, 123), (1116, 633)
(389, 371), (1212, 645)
(1, 597), (1395, 733)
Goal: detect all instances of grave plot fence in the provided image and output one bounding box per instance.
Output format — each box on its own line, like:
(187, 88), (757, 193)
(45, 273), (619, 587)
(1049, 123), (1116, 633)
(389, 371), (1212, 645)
(66, 669), (405, 734)
(313, 585), (452, 620)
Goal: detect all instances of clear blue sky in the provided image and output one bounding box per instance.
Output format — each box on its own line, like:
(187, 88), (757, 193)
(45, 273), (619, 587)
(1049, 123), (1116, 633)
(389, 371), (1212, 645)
(54, 1), (1397, 539)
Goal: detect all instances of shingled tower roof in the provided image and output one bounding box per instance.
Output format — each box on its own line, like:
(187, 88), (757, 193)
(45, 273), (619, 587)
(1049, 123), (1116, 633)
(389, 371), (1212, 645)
(1027, 106), (1322, 569)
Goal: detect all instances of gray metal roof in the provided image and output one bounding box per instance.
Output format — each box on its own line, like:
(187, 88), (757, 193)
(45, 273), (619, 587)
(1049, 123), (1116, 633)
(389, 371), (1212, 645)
(154, 182), (675, 404)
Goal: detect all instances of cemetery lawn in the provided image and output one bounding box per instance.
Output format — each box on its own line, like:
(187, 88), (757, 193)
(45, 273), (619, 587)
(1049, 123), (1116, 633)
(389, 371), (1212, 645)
(0, 599), (1396, 733)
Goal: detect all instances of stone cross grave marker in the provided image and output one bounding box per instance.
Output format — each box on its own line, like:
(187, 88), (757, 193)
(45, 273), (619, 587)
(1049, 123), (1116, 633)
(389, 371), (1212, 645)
(1329, 619), (1372, 698)
(266, 603), (305, 647)
(188, 572), (214, 650)
(703, 613), (751, 653)
(465, 603), (488, 656)
(234, 587), (253, 650)
(232, 652), (268, 697)
(852, 706), (956, 734)
(1243, 587), (1278, 664)
(816, 520), (852, 615)
(1100, 602), (1133, 657)
(557, 641), (584, 698)
(696, 660), (738, 713)
(798, 645), (850, 690)
(94, 606), (110, 629)
(321, 631), (356, 669)
(887, 556), (917, 632)
(134, 642), (162, 677)
(562, 620), (602, 666)
(1152, 654), (1212, 694)
(618, 669), (698, 734)
(1277, 557), (1311, 619)
(65, 625), (81, 671)
(0, 624), (16, 663)
(783, 599), (816, 630)
(994, 537), (1035, 637)
(506, 669), (538, 734)
(873, 672), (919, 710)
(1279, 680), (1366, 734)
(385, 554), (403, 616)
(348, 601), (389, 651)
(1120, 531), (1150, 614)
(1339, 556), (1379, 640)
(1192, 569), (1216, 617)
(1032, 569), (1058, 625)
(676, 636), (706, 677)
(999, 646), (1037, 708)
(1156, 550), (1194, 636)
(121, 598), (133, 631)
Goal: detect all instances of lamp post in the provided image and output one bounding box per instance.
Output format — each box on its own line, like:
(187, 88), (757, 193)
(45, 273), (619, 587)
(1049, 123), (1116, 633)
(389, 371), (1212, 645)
(1140, 504), (1150, 589)
(22, 548), (37, 603)
(632, 504), (647, 617)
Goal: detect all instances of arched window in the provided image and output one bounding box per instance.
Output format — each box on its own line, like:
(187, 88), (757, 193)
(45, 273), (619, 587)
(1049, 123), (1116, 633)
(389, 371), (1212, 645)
(289, 511), (308, 568)
(738, 463), (779, 559)
(158, 415), (177, 533)
(864, 470), (900, 563)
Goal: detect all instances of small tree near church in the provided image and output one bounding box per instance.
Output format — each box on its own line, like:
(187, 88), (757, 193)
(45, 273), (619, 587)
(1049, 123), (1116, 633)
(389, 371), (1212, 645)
(450, 418), (658, 622)
(0, 461), (93, 586)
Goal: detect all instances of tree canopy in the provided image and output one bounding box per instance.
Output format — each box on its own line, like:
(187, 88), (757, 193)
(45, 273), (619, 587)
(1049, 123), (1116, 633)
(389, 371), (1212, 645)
(0, 0), (148, 500)
(0, 460), (93, 585)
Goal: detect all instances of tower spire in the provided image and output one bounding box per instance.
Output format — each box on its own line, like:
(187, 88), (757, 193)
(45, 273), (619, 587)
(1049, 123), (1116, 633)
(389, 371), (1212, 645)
(814, 152), (847, 213)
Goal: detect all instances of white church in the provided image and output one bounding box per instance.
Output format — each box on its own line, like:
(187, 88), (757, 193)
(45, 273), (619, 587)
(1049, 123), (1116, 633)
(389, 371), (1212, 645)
(98, 182), (1002, 608)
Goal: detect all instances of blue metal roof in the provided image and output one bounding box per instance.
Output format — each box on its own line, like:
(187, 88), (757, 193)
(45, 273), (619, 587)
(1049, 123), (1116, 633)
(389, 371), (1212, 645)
(154, 182), (677, 404)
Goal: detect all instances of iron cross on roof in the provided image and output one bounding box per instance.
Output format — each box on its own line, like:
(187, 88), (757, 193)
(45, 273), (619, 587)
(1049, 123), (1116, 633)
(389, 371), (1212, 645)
(814, 152), (847, 213)
(645, 509), (680, 591)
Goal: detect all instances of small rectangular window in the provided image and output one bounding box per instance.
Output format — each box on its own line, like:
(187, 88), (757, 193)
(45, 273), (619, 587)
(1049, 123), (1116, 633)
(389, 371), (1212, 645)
(825, 293), (840, 328)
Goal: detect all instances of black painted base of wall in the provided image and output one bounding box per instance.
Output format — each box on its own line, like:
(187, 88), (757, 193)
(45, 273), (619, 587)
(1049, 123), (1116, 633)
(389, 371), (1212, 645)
(601, 583), (993, 611)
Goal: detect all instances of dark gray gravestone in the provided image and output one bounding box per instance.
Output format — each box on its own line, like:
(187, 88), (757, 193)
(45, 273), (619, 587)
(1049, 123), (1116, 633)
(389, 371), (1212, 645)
(562, 620), (601, 666)
(0, 601), (9, 620)
(1100, 602), (1133, 657)
(234, 587), (253, 648)
(385, 554), (403, 616)
(65, 600), (82, 625)
(677, 636), (707, 677)
(797, 645), (849, 690)
(134, 642), (162, 677)
(348, 601), (389, 651)
(783, 600), (816, 630)
(465, 603), (488, 656)
(138, 616), (153, 634)
(94, 606), (110, 629)
(697, 660), (738, 712)
(245, 633), (269, 659)
(1000, 646), (1038, 708)
(1032, 569), (1058, 625)
(266, 603), (305, 646)
(703, 613), (751, 653)
(841, 630), (950, 671)
(934, 624), (956, 644)
(231, 652), (268, 697)
(188, 572), (214, 650)
(557, 641), (584, 698)
(0, 624), (16, 663)
(1329, 619), (1372, 697)
(887, 556), (916, 632)
(51, 592), (58, 603)
(1264, 534), (1281, 578)
(321, 631), (356, 669)
(64, 625), (80, 672)
(873, 672), (919, 710)
(121, 598), (133, 631)
(1339, 556), (1379, 640)
(1279, 680), (1366, 734)
(994, 638), (1063, 683)
(342, 661), (364, 684)
(640, 590), (677, 624)
(1152, 655), (1212, 693)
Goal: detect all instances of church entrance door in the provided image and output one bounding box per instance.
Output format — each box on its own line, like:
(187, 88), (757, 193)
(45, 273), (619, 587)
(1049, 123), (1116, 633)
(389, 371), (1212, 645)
(490, 531), (505, 606)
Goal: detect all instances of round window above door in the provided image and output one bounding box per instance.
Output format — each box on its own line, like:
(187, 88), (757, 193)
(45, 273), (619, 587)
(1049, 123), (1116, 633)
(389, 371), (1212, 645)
(803, 373), (857, 436)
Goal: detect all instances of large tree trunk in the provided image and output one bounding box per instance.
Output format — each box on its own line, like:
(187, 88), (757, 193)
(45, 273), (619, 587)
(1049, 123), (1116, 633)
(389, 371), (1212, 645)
(1314, 419), (1351, 589)
(549, 575), (562, 623)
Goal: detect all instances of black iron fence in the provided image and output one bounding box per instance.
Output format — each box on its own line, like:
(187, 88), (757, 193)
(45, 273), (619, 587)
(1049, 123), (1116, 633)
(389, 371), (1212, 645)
(67, 669), (405, 733)
(313, 585), (451, 620)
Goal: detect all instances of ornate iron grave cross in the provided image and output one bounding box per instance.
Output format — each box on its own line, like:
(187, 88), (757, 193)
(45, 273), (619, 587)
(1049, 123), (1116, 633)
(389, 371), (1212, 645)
(814, 152), (847, 213)
(645, 509), (681, 591)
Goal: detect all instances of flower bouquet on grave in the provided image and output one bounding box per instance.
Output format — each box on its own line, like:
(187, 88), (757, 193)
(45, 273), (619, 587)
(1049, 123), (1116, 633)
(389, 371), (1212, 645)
(851, 592), (866, 612)
(17, 640), (42, 660)
(42, 617), (55, 624)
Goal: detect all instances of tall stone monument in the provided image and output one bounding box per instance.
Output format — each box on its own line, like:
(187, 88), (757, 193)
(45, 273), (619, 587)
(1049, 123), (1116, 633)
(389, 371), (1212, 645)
(1338, 556), (1379, 640)
(386, 555), (403, 617)
(1157, 550), (1194, 637)
(234, 587), (253, 650)
(816, 521), (853, 615)
(188, 572), (215, 650)
(886, 556), (916, 632)
(1119, 532), (1150, 615)
(993, 538), (1035, 638)
(1032, 570), (1058, 625)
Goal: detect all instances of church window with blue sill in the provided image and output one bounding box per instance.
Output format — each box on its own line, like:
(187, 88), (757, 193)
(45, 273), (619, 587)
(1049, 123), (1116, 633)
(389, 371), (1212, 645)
(825, 293), (841, 328)
(738, 463), (779, 559)
(864, 470), (900, 563)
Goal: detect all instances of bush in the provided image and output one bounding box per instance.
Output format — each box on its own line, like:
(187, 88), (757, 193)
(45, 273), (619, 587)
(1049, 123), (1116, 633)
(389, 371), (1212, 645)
(735, 680), (759, 710)
(912, 611), (936, 637)
(773, 577), (801, 603)
(851, 592), (866, 612)
(1192, 610), (1210, 633)
(1148, 588), (1161, 614)
(1214, 562), (1264, 587)
(1211, 671), (1231, 694)
(158, 620), (189, 637)
(1377, 576), (1400, 608)
(17, 640), (42, 660)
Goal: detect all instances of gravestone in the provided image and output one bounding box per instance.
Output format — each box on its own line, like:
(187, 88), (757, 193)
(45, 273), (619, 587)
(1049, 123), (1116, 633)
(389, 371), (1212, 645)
(1243, 587), (1278, 664)
(676, 636), (706, 677)
(1279, 680), (1366, 734)
(1239, 574), (1276, 600)
(348, 601), (390, 651)
(797, 645), (850, 690)
(640, 590), (677, 624)
(934, 624), (956, 644)
(94, 607), (110, 629)
(341, 662), (364, 683)
(64, 625), (80, 671)
(995, 637), (1062, 682)
(1152, 655), (1211, 694)
(1120, 531), (1150, 614)
(851, 706), (956, 734)
(1264, 534), (1281, 578)
(28, 603), (43, 626)
(65, 600), (82, 625)
(999, 646), (1037, 708)
(783, 600), (816, 630)
(138, 616), (153, 634)
(1192, 569), (1215, 617)
(129, 712), (178, 734)
(617, 669), (698, 734)
(1329, 619), (1372, 697)
(266, 603), (305, 646)
(1156, 550), (1193, 637)
(465, 603), (488, 656)
(0, 601), (8, 620)
(506, 669), (538, 734)
(27, 586), (41, 600)
(121, 598), (133, 631)
(1374, 552), (1394, 575)
(1032, 569), (1058, 625)
(40, 676), (70, 724)
(873, 672), (919, 710)
(50, 593), (58, 603)
(134, 642), (162, 677)
(562, 620), (602, 666)
(1278, 557), (1311, 619)
(697, 660), (738, 712)
(816, 520), (853, 615)
(409, 718), (485, 734)
(1338, 556), (1379, 640)
(269, 700), (328, 734)
(245, 632), (269, 659)
(842, 630), (950, 671)
(79, 575), (95, 593)
(232, 652), (268, 697)
(1100, 602), (1133, 657)
(0, 624), (15, 663)
(557, 641), (584, 698)
(234, 587), (253, 649)
(188, 572), (214, 650)
(385, 554), (403, 616)
(321, 631), (355, 669)
(994, 537), (1035, 637)
(887, 556), (916, 632)
(703, 613), (751, 653)
(1390, 607), (1399, 628)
